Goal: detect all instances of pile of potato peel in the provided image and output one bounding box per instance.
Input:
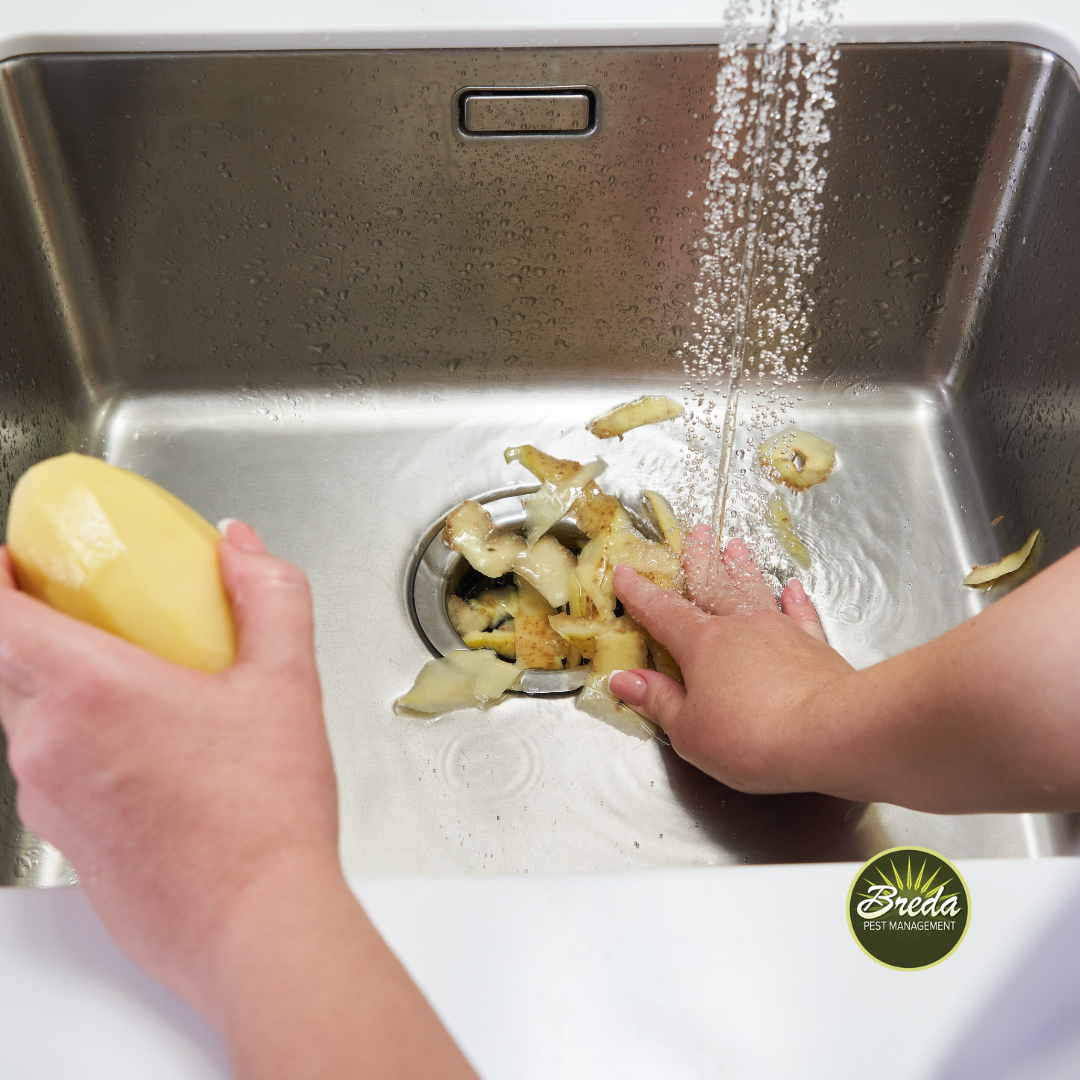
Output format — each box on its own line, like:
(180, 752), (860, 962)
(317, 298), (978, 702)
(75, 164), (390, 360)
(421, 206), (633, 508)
(397, 443), (686, 739)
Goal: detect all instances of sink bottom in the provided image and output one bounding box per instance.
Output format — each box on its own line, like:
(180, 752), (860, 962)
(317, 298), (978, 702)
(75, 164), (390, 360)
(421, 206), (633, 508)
(40, 380), (1067, 879)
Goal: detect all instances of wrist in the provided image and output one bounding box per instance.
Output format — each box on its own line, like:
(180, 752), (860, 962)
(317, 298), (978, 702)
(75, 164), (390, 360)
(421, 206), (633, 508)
(199, 845), (354, 1025)
(794, 665), (884, 802)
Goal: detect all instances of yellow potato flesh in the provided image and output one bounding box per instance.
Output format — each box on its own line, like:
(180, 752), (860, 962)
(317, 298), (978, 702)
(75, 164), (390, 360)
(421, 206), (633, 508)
(6, 453), (235, 672)
(462, 625), (517, 660)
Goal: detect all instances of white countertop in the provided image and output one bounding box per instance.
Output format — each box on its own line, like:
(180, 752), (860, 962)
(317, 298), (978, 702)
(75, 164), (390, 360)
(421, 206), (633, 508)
(3, 2), (1080, 1076)
(0, 0), (1078, 72)
(2, 859), (1079, 1079)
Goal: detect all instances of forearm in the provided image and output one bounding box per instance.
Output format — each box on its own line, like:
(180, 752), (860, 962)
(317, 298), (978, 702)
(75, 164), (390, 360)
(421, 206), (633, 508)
(209, 853), (478, 1080)
(811, 547), (1080, 813)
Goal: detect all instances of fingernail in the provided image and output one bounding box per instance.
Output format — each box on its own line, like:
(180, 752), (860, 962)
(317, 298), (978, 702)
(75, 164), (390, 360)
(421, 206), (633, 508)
(608, 669), (648, 707)
(217, 519), (266, 554)
(787, 578), (808, 602)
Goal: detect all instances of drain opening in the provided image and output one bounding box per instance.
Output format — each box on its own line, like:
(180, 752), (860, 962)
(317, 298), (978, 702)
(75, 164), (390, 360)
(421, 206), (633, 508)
(406, 486), (652, 696)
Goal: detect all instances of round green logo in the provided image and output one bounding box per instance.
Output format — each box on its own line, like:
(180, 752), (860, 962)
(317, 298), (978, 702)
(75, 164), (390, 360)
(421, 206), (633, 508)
(847, 846), (970, 970)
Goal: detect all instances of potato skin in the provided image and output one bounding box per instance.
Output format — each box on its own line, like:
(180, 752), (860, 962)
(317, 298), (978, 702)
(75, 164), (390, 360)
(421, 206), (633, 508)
(587, 396), (685, 439)
(6, 453), (236, 672)
(758, 429), (836, 490)
(514, 615), (567, 670)
(591, 628), (648, 676)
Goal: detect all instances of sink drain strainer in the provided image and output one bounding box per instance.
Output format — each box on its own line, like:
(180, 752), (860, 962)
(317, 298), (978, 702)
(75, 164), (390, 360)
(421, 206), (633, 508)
(407, 487), (595, 695)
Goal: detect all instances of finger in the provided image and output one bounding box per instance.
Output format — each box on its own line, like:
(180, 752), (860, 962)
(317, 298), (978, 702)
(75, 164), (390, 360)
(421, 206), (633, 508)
(682, 524), (736, 615)
(721, 538), (778, 612)
(608, 668), (687, 731)
(613, 565), (708, 665)
(0, 547), (16, 590)
(780, 578), (828, 643)
(217, 538), (316, 675)
(217, 519), (267, 555)
(0, 587), (148, 722)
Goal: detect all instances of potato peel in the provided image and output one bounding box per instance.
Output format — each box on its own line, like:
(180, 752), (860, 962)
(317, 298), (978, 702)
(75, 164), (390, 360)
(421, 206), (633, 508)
(463, 624), (516, 660)
(767, 496), (811, 570)
(587, 396), (685, 439)
(963, 529), (1040, 587)
(397, 649), (520, 715)
(577, 672), (659, 741)
(643, 490), (683, 555)
(447, 595), (491, 637)
(758, 429), (836, 490)
(643, 629), (682, 682)
(442, 500), (526, 577)
(522, 459), (606, 547)
(548, 613), (636, 660)
(512, 535), (577, 609)
(576, 526), (682, 619)
(591, 626), (649, 676)
(515, 614), (568, 670)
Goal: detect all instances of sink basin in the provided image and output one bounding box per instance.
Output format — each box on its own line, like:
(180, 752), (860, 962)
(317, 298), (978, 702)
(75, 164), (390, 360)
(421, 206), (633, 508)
(2, 43), (1079, 885)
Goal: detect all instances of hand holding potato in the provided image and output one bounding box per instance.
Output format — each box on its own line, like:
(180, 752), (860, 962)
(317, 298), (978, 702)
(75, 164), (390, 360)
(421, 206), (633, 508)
(0, 522), (475, 1080)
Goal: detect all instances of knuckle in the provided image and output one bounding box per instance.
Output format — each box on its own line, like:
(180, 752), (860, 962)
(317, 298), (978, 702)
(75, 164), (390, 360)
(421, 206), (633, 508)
(259, 559), (311, 596)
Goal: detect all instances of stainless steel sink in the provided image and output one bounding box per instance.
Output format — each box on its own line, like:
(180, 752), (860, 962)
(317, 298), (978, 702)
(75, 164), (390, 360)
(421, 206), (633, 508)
(2, 44), (1079, 885)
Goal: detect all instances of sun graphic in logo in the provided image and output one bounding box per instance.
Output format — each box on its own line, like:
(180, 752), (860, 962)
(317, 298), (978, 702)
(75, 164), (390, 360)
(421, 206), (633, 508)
(847, 846), (970, 970)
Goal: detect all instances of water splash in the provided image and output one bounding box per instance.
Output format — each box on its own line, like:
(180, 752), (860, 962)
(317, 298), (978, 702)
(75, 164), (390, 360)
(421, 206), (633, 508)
(678, 0), (838, 587)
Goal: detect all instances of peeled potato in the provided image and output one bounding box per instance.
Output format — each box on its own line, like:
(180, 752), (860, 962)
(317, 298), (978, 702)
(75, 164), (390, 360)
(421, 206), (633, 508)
(6, 453), (235, 672)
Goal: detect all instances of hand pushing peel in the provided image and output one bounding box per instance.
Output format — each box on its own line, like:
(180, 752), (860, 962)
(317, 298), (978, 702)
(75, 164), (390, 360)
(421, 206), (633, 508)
(6, 453), (236, 672)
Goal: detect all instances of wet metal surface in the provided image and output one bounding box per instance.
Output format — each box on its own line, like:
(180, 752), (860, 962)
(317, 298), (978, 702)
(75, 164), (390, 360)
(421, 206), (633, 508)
(1, 45), (1080, 883)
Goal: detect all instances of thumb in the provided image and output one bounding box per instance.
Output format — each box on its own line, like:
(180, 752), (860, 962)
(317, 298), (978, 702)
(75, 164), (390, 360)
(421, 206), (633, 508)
(217, 522), (316, 674)
(608, 669), (687, 732)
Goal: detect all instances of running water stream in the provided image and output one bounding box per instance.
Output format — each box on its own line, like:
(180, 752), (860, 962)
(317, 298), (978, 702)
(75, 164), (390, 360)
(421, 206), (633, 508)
(680, 0), (838, 588)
